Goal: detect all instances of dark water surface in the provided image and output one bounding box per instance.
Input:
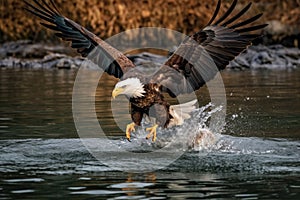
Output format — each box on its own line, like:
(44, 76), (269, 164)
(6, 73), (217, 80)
(0, 67), (299, 199)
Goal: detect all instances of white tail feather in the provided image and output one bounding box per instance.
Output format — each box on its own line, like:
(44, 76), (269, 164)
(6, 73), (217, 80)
(168, 100), (197, 127)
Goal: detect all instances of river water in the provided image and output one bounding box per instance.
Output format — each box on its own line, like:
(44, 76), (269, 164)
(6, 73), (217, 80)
(0, 67), (299, 199)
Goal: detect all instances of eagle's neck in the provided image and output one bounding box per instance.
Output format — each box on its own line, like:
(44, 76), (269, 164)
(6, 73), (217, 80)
(132, 83), (145, 98)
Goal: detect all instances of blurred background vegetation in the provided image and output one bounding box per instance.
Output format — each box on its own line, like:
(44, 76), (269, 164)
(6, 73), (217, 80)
(0, 0), (299, 46)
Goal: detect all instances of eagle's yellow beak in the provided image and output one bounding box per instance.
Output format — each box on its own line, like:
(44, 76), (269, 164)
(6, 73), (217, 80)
(112, 87), (124, 99)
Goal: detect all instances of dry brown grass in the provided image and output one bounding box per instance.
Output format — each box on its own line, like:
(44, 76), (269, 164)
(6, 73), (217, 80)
(0, 0), (299, 43)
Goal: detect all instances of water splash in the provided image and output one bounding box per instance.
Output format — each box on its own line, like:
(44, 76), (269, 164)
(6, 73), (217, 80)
(0, 105), (299, 174)
(119, 103), (223, 152)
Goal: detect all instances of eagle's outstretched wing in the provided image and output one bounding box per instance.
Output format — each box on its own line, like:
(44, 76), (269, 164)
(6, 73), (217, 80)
(151, 0), (268, 97)
(24, 0), (135, 78)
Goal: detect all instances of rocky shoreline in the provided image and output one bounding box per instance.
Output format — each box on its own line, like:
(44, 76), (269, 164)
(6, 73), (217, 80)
(0, 40), (299, 70)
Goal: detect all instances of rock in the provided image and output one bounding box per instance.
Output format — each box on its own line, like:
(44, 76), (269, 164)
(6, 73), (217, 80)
(228, 45), (300, 70)
(0, 40), (73, 59)
(127, 52), (167, 66)
(1, 41), (299, 70)
(0, 53), (86, 69)
(128, 45), (300, 70)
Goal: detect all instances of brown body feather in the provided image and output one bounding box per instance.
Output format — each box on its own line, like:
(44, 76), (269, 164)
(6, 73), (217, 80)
(130, 84), (171, 127)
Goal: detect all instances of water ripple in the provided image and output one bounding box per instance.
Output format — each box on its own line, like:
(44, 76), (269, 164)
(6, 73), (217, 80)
(0, 135), (299, 174)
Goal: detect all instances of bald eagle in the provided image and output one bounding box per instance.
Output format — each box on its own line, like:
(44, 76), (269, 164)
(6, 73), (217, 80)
(25, 0), (267, 142)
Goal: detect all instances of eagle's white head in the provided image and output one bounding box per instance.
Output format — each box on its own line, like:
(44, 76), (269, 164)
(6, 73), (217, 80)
(112, 78), (145, 99)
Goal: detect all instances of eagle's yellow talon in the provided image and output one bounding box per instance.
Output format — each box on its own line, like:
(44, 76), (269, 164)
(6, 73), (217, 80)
(126, 122), (136, 142)
(146, 124), (158, 142)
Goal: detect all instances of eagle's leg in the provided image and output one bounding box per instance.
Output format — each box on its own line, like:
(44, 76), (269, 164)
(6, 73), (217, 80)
(146, 124), (158, 142)
(126, 122), (136, 142)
